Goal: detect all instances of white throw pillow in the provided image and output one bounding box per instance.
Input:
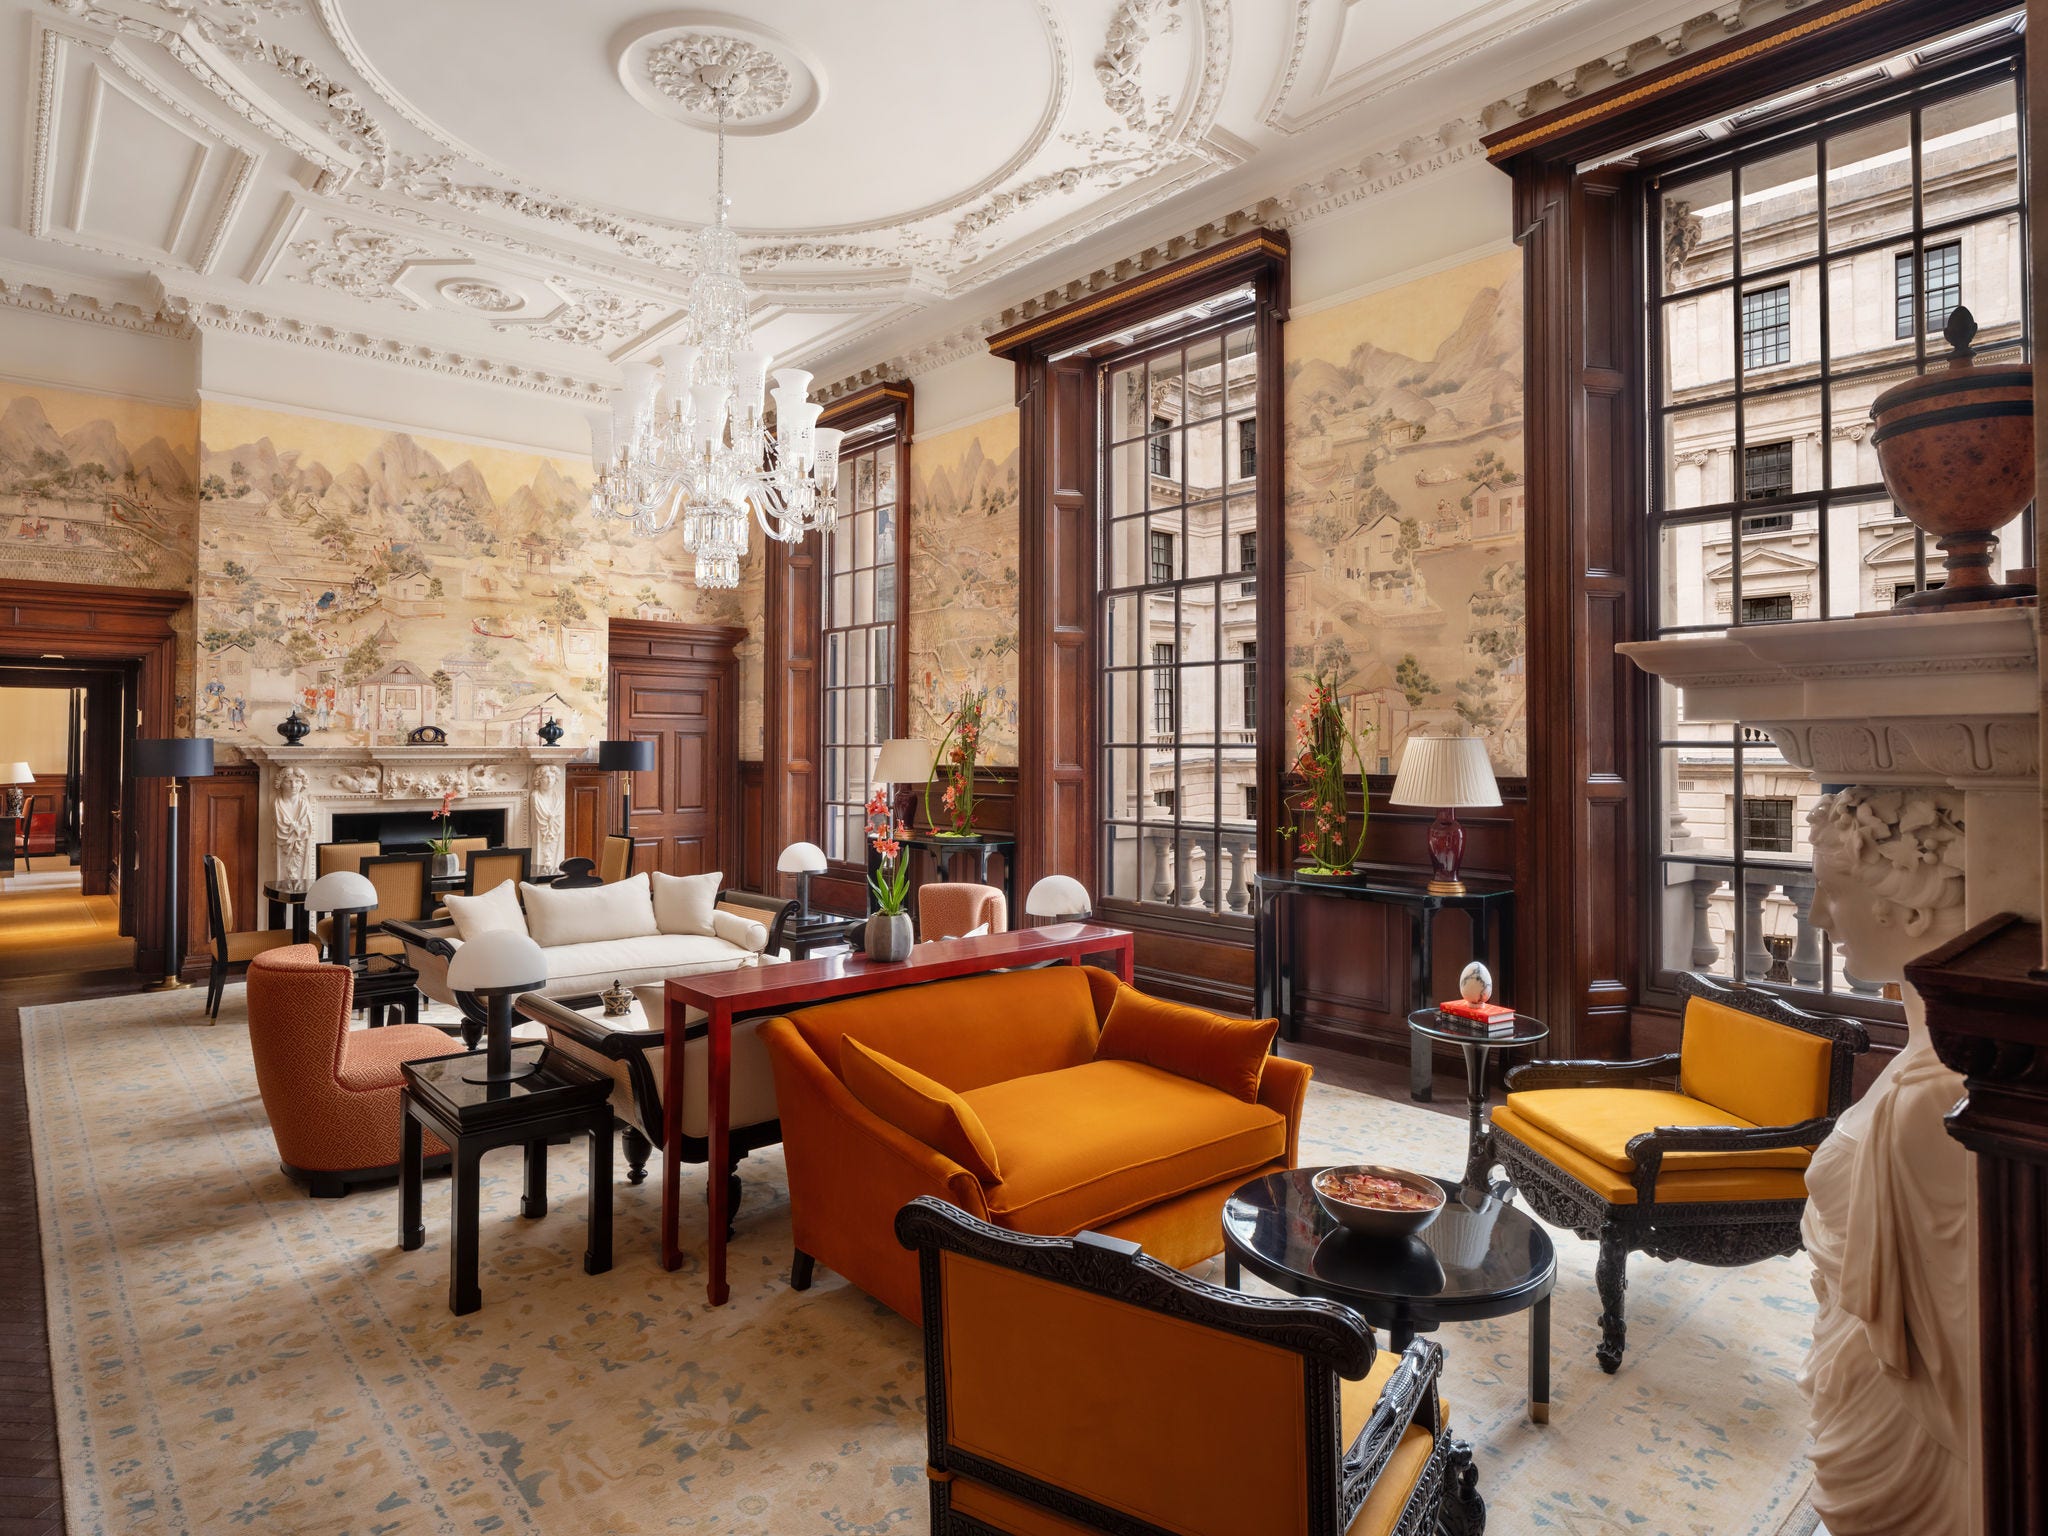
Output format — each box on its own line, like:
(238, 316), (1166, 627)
(521, 872), (658, 947)
(650, 870), (723, 937)
(709, 909), (769, 952)
(961, 921), (991, 938)
(443, 879), (529, 942)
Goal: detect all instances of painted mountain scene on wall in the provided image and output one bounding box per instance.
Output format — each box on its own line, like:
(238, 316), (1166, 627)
(193, 402), (730, 749)
(1282, 248), (1527, 777)
(908, 415), (1020, 763)
(0, 389), (198, 589)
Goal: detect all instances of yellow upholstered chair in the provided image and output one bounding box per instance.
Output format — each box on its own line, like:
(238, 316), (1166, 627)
(599, 834), (634, 883)
(464, 845), (530, 896)
(918, 881), (1007, 939)
(201, 854), (293, 1020)
(316, 852), (425, 961)
(315, 839), (380, 877)
(895, 1197), (1484, 1536)
(1492, 971), (1867, 1373)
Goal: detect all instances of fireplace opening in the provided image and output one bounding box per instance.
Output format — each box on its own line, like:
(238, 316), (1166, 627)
(330, 807), (509, 854)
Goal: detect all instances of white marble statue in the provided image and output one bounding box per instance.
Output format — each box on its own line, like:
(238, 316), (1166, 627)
(531, 764), (564, 874)
(273, 764), (316, 883)
(1800, 786), (1973, 1536)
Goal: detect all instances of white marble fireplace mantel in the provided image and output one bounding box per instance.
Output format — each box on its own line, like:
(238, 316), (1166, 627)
(1618, 605), (2042, 923)
(241, 744), (586, 889)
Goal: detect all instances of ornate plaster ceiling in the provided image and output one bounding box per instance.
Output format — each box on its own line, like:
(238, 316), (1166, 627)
(0, 0), (1796, 399)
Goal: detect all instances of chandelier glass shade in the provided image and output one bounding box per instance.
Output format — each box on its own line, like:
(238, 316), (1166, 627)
(586, 88), (842, 589)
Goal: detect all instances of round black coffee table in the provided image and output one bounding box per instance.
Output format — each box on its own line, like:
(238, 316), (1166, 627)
(1222, 1167), (1556, 1423)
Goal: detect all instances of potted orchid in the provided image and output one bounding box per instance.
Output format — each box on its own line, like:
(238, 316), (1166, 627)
(1281, 671), (1371, 877)
(925, 687), (988, 837)
(426, 788), (461, 879)
(865, 788), (916, 962)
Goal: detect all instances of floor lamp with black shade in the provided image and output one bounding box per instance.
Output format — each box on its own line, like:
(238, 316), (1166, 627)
(596, 738), (654, 838)
(132, 737), (214, 992)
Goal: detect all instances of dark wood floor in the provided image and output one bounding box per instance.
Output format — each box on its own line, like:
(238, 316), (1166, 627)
(0, 970), (1461, 1536)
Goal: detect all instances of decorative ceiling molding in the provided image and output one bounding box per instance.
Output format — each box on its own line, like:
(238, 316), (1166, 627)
(0, 259), (193, 335)
(287, 216), (430, 307)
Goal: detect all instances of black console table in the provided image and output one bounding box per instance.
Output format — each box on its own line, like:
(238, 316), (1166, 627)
(866, 831), (1016, 916)
(1253, 872), (1515, 1101)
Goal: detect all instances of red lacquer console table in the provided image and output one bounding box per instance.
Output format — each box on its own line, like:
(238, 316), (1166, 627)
(662, 921), (1136, 1303)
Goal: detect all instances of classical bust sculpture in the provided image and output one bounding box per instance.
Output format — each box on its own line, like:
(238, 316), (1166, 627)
(1799, 787), (1972, 1536)
(273, 765), (316, 883)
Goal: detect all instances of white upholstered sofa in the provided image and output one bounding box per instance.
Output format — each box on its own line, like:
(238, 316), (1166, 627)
(385, 871), (795, 1029)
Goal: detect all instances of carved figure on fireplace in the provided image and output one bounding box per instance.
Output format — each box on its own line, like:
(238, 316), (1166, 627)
(532, 764), (564, 874)
(273, 765), (316, 883)
(331, 764), (381, 796)
(1798, 786), (1971, 1536)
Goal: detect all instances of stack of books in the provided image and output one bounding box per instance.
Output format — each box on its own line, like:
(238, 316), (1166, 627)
(1439, 999), (1518, 1034)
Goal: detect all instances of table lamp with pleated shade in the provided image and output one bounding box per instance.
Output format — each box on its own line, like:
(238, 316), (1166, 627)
(1388, 735), (1500, 895)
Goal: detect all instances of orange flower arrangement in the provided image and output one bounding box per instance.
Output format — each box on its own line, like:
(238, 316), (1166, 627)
(1281, 672), (1371, 875)
(925, 688), (989, 837)
(866, 788), (914, 915)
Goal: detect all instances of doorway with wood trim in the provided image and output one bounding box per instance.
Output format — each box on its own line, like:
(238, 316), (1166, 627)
(606, 621), (745, 881)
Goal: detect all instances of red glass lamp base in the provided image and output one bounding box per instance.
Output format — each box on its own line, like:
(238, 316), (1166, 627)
(1425, 807), (1467, 895)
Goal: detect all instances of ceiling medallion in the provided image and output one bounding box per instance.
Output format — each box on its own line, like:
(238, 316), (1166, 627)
(437, 279), (523, 313)
(613, 13), (821, 136)
(645, 34), (790, 122)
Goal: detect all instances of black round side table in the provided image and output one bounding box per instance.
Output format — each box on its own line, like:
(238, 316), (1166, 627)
(1406, 1008), (1549, 1193)
(1222, 1167), (1557, 1423)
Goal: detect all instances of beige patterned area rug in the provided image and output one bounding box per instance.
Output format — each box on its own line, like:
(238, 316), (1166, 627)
(25, 987), (1818, 1535)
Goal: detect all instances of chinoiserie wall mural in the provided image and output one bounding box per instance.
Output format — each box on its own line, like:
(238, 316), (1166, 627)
(192, 401), (758, 751)
(907, 412), (1021, 764)
(0, 383), (202, 728)
(1281, 247), (1527, 777)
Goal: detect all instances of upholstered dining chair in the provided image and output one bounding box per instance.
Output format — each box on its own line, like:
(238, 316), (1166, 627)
(315, 839), (380, 877)
(316, 852), (426, 961)
(1491, 971), (1868, 1373)
(598, 834), (634, 884)
(244, 944), (453, 1196)
(446, 835), (488, 864)
(464, 844), (530, 895)
(917, 881), (1008, 940)
(201, 854), (294, 1019)
(894, 1197), (1485, 1536)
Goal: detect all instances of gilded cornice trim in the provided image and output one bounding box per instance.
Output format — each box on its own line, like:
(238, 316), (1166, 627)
(986, 233), (1287, 356)
(1485, 0), (1901, 162)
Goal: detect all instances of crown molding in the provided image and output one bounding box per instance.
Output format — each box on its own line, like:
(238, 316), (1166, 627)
(0, 258), (192, 336)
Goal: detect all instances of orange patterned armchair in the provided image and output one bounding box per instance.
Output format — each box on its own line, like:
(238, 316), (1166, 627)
(245, 945), (454, 1196)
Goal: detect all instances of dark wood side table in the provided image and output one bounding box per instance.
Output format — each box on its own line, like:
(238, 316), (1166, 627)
(780, 913), (866, 959)
(263, 878), (312, 943)
(400, 1043), (614, 1316)
(1406, 1009), (1549, 1193)
(353, 953), (422, 1028)
(1253, 872), (1515, 1101)
(869, 831), (1017, 917)
(1223, 1168), (1557, 1423)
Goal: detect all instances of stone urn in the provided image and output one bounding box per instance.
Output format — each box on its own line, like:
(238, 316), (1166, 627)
(1870, 306), (2035, 611)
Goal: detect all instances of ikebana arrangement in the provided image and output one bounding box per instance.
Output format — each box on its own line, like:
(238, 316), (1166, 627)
(926, 687), (989, 837)
(864, 787), (916, 962)
(427, 789), (462, 877)
(1283, 671), (1371, 877)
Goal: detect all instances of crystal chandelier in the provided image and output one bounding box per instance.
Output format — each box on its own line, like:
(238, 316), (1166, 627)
(586, 72), (842, 589)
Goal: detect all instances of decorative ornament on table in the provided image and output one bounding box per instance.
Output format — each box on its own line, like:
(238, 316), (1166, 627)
(601, 978), (634, 1017)
(1459, 962), (1492, 1005)
(1442, 959), (1514, 1030)
(1871, 306), (2037, 610)
(276, 708), (311, 746)
(426, 789), (461, 879)
(537, 716), (565, 746)
(925, 688), (988, 838)
(863, 787), (915, 962)
(1281, 670), (1372, 877)
(407, 724), (449, 745)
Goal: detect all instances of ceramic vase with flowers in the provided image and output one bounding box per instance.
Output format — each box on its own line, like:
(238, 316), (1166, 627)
(864, 788), (916, 961)
(1282, 671), (1371, 878)
(926, 688), (989, 837)
(427, 789), (461, 879)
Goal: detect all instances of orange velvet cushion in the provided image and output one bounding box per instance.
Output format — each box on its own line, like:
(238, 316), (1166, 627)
(1094, 988), (1277, 1102)
(795, 966), (1101, 1092)
(841, 1036), (1004, 1185)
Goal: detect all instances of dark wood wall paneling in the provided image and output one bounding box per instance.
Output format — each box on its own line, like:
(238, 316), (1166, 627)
(0, 581), (181, 973)
(607, 620), (745, 880)
(183, 764), (258, 975)
(1483, 0), (2020, 1060)
(992, 232), (1289, 1015)
(565, 766), (607, 865)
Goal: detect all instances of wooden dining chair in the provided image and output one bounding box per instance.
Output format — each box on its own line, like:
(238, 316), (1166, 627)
(599, 834), (634, 883)
(201, 854), (294, 1019)
(317, 852), (427, 960)
(464, 845), (531, 895)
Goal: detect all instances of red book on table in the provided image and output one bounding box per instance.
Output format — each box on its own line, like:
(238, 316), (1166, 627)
(1440, 999), (1516, 1024)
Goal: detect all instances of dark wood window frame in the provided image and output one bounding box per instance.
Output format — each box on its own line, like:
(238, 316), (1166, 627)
(991, 229), (1287, 1005)
(1483, 0), (2021, 1057)
(763, 380), (913, 914)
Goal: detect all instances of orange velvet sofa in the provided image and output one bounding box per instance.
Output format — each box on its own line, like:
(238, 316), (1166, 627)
(761, 965), (1310, 1320)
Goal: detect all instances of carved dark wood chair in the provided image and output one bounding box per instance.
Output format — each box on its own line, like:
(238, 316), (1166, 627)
(1492, 972), (1867, 1373)
(894, 1196), (1484, 1536)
